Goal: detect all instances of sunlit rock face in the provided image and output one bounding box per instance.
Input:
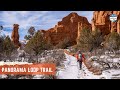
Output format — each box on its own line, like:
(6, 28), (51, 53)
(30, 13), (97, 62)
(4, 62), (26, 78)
(92, 11), (120, 35)
(40, 12), (91, 46)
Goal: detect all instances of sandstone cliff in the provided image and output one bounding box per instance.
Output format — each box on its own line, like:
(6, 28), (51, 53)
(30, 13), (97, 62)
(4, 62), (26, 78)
(92, 11), (120, 35)
(40, 12), (91, 46)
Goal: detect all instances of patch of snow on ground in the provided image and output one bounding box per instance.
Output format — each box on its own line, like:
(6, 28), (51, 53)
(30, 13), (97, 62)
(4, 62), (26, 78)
(89, 56), (99, 60)
(32, 75), (43, 79)
(57, 53), (79, 79)
(112, 58), (120, 62)
(100, 55), (109, 59)
(0, 62), (33, 65)
(57, 53), (120, 79)
(0, 74), (8, 79)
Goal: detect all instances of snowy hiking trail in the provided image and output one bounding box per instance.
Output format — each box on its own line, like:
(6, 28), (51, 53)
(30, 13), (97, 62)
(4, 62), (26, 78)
(57, 52), (105, 79)
(57, 53), (80, 79)
(57, 52), (120, 79)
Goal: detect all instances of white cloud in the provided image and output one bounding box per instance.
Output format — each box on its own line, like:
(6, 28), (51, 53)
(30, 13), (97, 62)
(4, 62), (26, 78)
(0, 11), (93, 40)
(0, 11), (93, 29)
(0, 11), (49, 29)
(74, 11), (94, 23)
(0, 30), (11, 37)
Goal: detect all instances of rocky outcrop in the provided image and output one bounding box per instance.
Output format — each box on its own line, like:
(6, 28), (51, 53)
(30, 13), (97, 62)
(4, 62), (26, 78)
(92, 11), (120, 35)
(40, 12), (91, 46)
(11, 24), (20, 48)
(41, 11), (120, 46)
(112, 11), (120, 34)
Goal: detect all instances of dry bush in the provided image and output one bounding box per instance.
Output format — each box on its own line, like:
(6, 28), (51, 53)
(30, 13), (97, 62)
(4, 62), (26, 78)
(104, 31), (120, 51)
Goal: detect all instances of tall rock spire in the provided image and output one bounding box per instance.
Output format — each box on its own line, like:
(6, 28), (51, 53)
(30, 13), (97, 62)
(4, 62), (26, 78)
(11, 24), (20, 48)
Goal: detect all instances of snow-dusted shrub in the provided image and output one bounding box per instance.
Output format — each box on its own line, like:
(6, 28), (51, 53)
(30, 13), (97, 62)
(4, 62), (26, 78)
(55, 37), (72, 49)
(104, 31), (120, 51)
(89, 56), (99, 61)
(0, 74), (8, 79)
(5, 75), (33, 79)
(40, 75), (57, 79)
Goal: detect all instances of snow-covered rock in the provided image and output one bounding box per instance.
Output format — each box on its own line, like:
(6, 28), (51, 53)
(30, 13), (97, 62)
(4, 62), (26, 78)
(112, 58), (120, 63)
(32, 75), (43, 79)
(89, 56), (99, 61)
(0, 74), (8, 79)
(100, 55), (110, 59)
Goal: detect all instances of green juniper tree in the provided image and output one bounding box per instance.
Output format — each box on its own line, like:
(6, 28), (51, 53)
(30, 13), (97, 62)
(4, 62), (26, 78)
(77, 28), (103, 53)
(91, 28), (104, 54)
(0, 36), (4, 53)
(77, 28), (92, 51)
(24, 26), (36, 40)
(24, 31), (53, 61)
(3, 36), (15, 59)
(55, 37), (71, 49)
(104, 31), (120, 52)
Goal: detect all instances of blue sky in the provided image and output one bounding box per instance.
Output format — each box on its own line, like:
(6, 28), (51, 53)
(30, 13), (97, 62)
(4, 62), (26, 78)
(0, 11), (93, 40)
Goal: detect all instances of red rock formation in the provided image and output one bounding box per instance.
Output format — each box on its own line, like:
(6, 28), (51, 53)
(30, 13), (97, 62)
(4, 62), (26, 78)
(112, 11), (120, 33)
(11, 24), (20, 48)
(92, 11), (120, 35)
(40, 12), (91, 46)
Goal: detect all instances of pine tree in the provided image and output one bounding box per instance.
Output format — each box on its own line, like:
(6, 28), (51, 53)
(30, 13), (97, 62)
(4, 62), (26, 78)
(77, 28), (103, 52)
(28, 27), (35, 36)
(77, 28), (92, 51)
(24, 26), (36, 40)
(56, 37), (71, 49)
(3, 36), (15, 57)
(0, 36), (4, 53)
(25, 31), (48, 56)
(24, 35), (32, 40)
(90, 29), (104, 55)
(105, 31), (120, 51)
(91, 29), (103, 50)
